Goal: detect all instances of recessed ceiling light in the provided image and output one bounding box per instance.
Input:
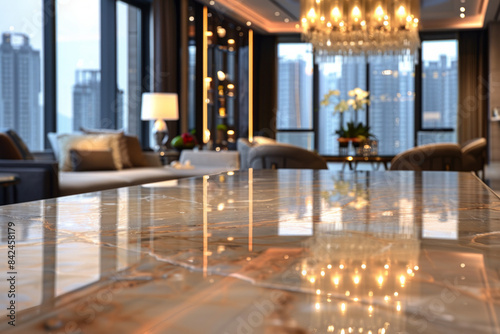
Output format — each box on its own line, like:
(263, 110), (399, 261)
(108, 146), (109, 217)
(284, 18), (290, 23)
(209, 0), (215, 5)
(460, 13), (465, 18)
(295, 24), (300, 29)
(275, 11), (280, 16)
(246, 21), (252, 26)
(460, 7), (465, 12)
(189, 16), (195, 22)
(207, 13), (212, 17)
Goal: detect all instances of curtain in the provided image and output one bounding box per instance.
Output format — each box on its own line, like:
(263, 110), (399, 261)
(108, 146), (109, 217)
(457, 30), (488, 144)
(153, 0), (179, 140)
(153, 0), (178, 92)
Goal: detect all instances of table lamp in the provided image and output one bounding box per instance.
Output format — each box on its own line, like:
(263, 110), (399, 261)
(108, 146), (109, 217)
(141, 92), (179, 152)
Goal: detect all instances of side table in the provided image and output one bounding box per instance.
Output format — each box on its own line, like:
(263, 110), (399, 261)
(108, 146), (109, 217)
(0, 173), (20, 205)
(322, 155), (394, 171)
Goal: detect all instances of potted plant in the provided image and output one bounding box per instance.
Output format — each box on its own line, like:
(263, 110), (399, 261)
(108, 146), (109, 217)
(321, 87), (371, 154)
(335, 121), (374, 155)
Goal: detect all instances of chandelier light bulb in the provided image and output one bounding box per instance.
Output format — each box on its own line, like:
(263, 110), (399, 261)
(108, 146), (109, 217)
(352, 6), (361, 21)
(332, 7), (341, 21)
(308, 8), (317, 21)
(375, 6), (384, 20)
(397, 5), (406, 17)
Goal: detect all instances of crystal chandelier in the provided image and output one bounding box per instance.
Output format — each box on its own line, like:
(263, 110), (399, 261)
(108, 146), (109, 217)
(300, 0), (420, 61)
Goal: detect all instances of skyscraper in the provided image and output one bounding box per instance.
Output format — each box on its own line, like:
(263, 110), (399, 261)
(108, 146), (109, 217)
(0, 32), (41, 150)
(277, 56), (312, 130)
(369, 57), (415, 155)
(420, 54), (458, 144)
(72, 69), (101, 130)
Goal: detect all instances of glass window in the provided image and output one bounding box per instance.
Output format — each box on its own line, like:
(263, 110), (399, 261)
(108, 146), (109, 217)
(368, 55), (415, 155)
(277, 43), (313, 130)
(317, 57), (367, 155)
(117, 1), (141, 136)
(0, 0), (44, 150)
(317, 55), (415, 156)
(56, 0), (100, 133)
(419, 40), (458, 145)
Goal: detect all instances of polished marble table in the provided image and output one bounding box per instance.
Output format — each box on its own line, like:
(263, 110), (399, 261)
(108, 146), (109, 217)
(1, 170), (500, 333)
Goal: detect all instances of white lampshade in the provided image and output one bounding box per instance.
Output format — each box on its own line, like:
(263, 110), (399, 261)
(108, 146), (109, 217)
(141, 92), (179, 121)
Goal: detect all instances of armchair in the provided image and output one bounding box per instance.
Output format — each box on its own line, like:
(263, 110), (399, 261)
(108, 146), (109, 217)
(461, 137), (487, 178)
(248, 144), (328, 170)
(390, 143), (463, 171)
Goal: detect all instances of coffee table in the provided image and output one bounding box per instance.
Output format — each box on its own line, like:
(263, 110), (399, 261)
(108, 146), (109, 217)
(322, 155), (394, 170)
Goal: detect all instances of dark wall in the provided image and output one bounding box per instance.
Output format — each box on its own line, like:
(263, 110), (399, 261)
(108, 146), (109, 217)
(253, 33), (278, 138)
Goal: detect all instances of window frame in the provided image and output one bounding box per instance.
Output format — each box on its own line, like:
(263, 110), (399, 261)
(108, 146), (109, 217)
(414, 32), (459, 146)
(276, 36), (317, 150)
(42, 0), (152, 150)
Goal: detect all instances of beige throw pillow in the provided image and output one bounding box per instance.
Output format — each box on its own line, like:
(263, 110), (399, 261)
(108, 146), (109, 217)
(57, 133), (124, 171)
(70, 149), (116, 171)
(80, 127), (133, 168)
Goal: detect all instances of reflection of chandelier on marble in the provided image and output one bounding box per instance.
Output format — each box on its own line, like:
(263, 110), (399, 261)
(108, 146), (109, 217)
(302, 233), (420, 333)
(300, 0), (420, 61)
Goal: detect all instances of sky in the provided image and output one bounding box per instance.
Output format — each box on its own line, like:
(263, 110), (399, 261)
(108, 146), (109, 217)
(422, 40), (458, 67)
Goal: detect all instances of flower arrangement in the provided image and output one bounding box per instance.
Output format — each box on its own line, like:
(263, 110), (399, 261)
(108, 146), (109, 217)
(321, 87), (370, 120)
(171, 131), (198, 150)
(321, 87), (371, 139)
(321, 88), (374, 155)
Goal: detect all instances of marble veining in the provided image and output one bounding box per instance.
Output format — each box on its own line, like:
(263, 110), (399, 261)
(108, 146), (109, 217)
(1, 170), (500, 333)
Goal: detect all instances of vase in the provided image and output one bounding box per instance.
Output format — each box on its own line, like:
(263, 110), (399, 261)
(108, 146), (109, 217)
(352, 140), (361, 155)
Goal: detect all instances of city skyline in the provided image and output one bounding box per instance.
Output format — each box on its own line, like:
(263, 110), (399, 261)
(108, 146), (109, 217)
(278, 43), (459, 156)
(0, 32), (42, 150)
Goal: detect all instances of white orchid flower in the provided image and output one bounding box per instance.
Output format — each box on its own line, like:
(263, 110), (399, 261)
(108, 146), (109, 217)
(334, 100), (349, 113)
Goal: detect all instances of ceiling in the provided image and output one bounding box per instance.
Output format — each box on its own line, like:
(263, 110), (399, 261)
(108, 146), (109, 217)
(197, 0), (500, 33)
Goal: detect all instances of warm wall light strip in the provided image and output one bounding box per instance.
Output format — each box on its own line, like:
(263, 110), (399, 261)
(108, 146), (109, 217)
(202, 6), (209, 144)
(203, 175), (208, 277)
(248, 29), (254, 143)
(248, 168), (253, 252)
